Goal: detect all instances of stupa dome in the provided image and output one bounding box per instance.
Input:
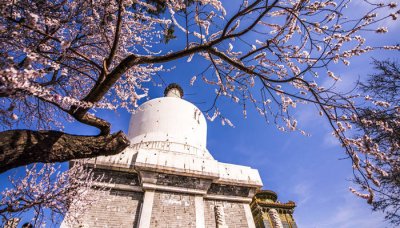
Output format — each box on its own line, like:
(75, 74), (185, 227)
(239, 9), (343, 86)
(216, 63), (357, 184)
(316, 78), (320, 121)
(128, 84), (207, 150)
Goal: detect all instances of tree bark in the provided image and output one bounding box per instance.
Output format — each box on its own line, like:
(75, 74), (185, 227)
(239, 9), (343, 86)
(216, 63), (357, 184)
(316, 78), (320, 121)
(0, 130), (130, 174)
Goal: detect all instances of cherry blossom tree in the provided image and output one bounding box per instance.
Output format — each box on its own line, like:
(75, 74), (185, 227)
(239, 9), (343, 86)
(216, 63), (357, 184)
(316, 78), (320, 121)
(1, 0), (399, 205)
(0, 162), (106, 227)
(350, 59), (400, 225)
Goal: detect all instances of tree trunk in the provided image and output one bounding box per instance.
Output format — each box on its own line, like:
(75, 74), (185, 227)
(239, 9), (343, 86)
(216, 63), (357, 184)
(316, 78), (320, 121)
(0, 130), (130, 173)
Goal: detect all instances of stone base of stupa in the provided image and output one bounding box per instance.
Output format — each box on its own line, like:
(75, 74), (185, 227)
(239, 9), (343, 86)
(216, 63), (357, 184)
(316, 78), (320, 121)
(62, 142), (261, 228)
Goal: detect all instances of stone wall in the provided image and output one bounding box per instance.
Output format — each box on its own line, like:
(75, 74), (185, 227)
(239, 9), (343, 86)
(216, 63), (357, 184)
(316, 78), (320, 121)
(204, 199), (249, 228)
(63, 169), (143, 228)
(150, 191), (196, 228)
(77, 189), (143, 228)
(64, 167), (259, 228)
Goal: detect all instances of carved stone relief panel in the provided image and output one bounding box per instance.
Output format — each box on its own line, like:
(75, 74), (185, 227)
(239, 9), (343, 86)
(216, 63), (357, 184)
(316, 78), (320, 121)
(92, 169), (140, 186)
(156, 173), (207, 189)
(207, 183), (251, 197)
(214, 205), (228, 228)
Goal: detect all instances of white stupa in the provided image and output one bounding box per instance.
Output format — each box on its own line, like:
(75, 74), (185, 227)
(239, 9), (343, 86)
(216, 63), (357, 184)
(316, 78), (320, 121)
(66, 84), (263, 228)
(93, 84), (262, 187)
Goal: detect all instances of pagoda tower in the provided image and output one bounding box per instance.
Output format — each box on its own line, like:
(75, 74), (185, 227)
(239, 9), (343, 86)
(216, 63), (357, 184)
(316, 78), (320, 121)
(63, 84), (264, 227)
(251, 190), (297, 228)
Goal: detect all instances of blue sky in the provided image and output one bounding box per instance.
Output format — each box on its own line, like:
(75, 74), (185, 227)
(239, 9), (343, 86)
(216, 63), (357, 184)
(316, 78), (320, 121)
(1, 1), (399, 227)
(156, 2), (398, 226)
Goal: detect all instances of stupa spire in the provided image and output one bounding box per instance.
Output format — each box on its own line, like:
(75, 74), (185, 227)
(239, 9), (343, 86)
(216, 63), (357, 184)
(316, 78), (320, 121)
(164, 83), (183, 98)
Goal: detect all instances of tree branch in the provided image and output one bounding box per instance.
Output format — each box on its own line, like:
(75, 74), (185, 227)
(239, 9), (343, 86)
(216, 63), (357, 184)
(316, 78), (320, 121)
(0, 130), (130, 173)
(105, 0), (123, 69)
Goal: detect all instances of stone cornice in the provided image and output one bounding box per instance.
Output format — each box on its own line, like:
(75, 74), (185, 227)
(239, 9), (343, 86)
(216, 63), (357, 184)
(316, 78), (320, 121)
(254, 199), (296, 210)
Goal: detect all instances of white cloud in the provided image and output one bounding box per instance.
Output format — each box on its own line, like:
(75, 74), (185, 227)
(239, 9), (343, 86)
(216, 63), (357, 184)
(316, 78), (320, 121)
(293, 181), (312, 206)
(323, 132), (340, 148)
(295, 189), (390, 228)
(316, 194), (388, 228)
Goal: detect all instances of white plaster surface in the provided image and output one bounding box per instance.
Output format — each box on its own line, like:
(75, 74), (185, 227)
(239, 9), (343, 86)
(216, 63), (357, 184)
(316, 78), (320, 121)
(91, 95), (263, 188)
(128, 97), (207, 149)
(243, 203), (257, 228)
(217, 162), (263, 186)
(138, 190), (155, 228)
(195, 196), (206, 228)
(135, 148), (219, 178)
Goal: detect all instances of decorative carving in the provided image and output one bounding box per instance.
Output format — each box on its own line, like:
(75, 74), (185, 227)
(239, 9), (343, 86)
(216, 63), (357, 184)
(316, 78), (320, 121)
(268, 209), (284, 228)
(208, 183), (251, 197)
(214, 205), (228, 228)
(130, 140), (204, 155)
(131, 141), (172, 150)
(93, 169), (140, 186)
(155, 173), (202, 189)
